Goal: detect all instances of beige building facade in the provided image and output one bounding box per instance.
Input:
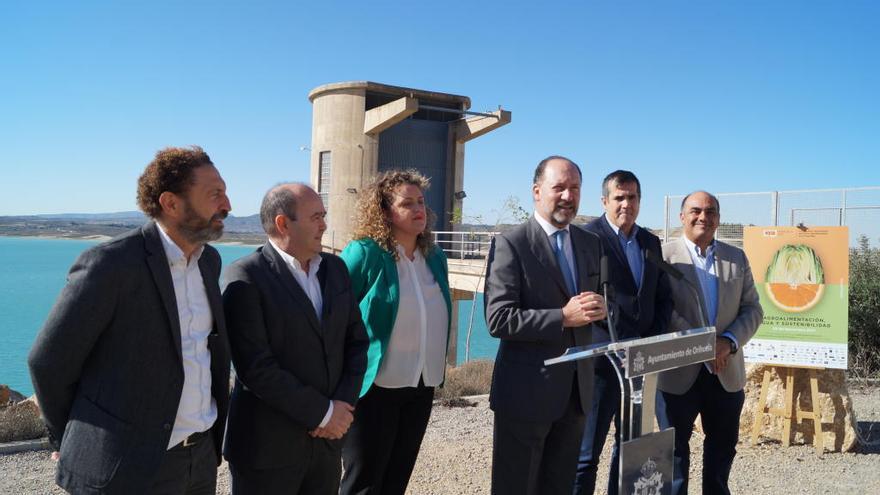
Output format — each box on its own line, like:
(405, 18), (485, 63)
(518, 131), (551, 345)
(308, 81), (511, 251)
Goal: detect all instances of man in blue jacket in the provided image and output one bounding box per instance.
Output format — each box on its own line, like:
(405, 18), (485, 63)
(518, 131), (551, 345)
(573, 170), (673, 495)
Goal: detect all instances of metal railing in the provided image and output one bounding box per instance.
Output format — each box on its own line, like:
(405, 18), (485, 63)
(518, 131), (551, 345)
(433, 230), (498, 262)
(663, 186), (880, 247)
(321, 230), (499, 260)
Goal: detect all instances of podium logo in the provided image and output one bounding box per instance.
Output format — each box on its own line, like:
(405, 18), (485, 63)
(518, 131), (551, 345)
(633, 457), (664, 495)
(633, 351), (645, 374)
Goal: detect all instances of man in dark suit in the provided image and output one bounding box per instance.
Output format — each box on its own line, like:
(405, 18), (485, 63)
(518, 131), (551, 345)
(484, 156), (607, 495)
(573, 170), (673, 495)
(222, 183), (369, 494)
(658, 191), (763, 494)
(28, 146), (232, 494)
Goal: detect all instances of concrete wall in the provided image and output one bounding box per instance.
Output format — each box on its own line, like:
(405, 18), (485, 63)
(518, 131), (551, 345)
(310, 87), (379, 250)
(309, 81), (507, 251)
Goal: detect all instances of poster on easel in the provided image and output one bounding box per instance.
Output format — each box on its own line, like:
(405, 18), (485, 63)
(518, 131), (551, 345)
(742, 226), (849, 369)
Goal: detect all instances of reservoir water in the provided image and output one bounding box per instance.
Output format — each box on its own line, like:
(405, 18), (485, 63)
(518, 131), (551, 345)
(0, 236), (496, 397)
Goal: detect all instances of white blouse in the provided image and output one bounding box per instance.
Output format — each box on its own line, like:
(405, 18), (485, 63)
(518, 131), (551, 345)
(374, 245), (449, 388)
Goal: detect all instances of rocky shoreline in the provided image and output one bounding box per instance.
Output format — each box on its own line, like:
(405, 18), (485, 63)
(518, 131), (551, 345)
(2, 386), (878, 494)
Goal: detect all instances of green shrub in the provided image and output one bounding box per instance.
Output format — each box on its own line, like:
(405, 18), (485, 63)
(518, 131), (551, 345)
(849, 235), (880, 378)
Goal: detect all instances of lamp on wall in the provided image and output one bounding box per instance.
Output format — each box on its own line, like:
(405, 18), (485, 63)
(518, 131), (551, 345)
(454, 191), (467, 200)
(347, 188), (358, 194)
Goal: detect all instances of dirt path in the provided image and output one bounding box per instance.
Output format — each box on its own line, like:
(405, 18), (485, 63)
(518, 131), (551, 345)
(2, 386), (878, 494)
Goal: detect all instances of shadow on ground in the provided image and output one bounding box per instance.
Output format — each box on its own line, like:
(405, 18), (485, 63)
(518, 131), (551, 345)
(856, 421), (880, 454)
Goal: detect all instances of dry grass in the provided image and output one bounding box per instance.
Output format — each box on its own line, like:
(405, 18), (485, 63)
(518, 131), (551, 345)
(435, 360), (494, 400)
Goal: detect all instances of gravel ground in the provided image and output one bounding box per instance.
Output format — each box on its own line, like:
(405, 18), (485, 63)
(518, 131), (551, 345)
(2, 386), (878, 494)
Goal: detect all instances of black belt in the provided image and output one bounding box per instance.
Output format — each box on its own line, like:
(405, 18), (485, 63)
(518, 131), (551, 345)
(171, 429), (211, 449)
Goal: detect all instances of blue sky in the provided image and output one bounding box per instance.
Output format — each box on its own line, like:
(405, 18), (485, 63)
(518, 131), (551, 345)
(1, 1), (878, 230)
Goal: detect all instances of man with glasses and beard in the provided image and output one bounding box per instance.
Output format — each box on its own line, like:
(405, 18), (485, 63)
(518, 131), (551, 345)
(29, 146), (233, 495)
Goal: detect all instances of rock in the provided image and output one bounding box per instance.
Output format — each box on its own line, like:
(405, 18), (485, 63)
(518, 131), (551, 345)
(0, 385), (28, 408)
(10, 389), (26, 403)
(740, 364), (858, 452)
(0, 387), (47, 443)
(0, 385), (26, 406)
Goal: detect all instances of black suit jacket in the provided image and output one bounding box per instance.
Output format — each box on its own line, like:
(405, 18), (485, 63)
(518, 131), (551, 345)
(222, 243), (369, 470)
(484, 217), (603, 422)
(28, 222), (231, 494)
(583, 216), (673, 345)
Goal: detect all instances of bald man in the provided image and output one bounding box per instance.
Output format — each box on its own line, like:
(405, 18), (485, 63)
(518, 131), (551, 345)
(222, 183), (368, 494)
(657, 191), (762, 495)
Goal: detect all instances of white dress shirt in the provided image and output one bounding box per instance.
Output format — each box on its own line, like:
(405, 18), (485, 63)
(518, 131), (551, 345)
(267, 240), (334, 427)
(534, 211), (577, 286)
(156, 224), (217, 449)
(374, 244), (449, 388)
(268, 240), (323, 317)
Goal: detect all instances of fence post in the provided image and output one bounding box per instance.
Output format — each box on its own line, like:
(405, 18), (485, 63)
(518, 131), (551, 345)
(460, 231), (465, 260)
(663, 195), (669, 243)
(771, 191), (779, 226)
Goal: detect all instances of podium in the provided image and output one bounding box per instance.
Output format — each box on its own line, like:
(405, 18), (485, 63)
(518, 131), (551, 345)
(545, 326), (716, 495)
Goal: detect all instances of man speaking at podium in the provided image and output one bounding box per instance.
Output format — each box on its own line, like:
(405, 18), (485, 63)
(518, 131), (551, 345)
(573, 170), (673, 495)
(484, 156), (607, 495)
(658, 191), (763, 495)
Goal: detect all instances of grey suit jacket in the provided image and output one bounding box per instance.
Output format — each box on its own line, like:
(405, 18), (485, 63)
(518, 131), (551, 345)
(659, 237), (763, 394)
(28, 222), (231, 494)
(484, 217), (603, 422)
(222, 243), (369, 470)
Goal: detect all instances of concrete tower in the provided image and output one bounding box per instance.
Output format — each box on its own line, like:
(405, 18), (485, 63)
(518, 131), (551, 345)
(308, 81), (511, 251)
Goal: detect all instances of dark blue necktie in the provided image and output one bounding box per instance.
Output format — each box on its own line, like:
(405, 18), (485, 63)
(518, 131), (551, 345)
(553, 230), (577, 295)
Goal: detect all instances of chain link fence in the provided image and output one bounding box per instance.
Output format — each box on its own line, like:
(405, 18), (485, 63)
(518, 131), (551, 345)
(663, 187), (880, 247)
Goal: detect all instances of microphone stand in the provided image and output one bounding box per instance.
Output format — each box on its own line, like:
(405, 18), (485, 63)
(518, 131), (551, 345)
(600, 255), (644, 445)
(600, 255), (619, 343)
(645, 249), (710, 330)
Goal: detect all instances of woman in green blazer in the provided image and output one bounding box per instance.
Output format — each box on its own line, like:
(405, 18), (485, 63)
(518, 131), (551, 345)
(339, 170), (452, 495)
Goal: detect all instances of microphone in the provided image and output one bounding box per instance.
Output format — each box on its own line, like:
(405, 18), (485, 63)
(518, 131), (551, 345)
(645, 248), (709, 330)
(600, 254), (619, 342)
(600, 255), (615, 299)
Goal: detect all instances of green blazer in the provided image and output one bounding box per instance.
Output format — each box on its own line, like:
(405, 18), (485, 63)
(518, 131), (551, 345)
(340, 237), (453, 397)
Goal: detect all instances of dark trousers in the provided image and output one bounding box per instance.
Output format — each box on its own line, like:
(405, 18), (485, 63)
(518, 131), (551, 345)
(340, 382), (435, 495)
(229, 437), (342, 495)
(573, 366), (621, 495)
(150, 433), (218, 495)
(491, 383), (586, 495)
(657, 367), (745, 495)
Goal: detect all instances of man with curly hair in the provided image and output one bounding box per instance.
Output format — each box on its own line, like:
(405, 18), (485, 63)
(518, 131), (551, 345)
(29, 145), (233, 495)
(338, 170), (452, 495)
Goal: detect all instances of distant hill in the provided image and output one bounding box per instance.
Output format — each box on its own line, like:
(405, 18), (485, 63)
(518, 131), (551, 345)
(220, 214), (263, 233)
(36, 211), (146, 221)
(0, 211), (265, 242)
(1, 211), (666, 242)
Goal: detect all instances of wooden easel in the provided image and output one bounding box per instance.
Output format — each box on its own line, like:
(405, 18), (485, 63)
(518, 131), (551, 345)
(750, 365), (825, 454)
